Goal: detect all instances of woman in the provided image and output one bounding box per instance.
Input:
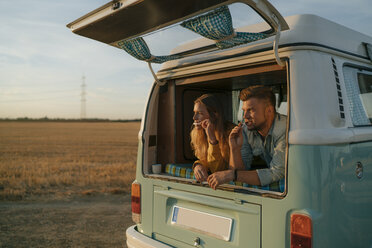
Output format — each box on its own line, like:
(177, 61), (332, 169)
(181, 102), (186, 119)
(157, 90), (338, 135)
(190, 94), (235, 182)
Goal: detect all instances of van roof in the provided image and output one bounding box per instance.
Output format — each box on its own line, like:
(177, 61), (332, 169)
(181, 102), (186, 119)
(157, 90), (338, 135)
(160, 14), (372, 70)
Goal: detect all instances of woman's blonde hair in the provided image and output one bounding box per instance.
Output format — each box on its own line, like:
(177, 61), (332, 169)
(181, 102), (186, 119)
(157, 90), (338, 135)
(190, 94), (230, 165)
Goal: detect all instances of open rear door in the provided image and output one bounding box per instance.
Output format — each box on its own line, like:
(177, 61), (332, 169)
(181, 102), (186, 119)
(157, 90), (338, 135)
(67, 0), (289, 59)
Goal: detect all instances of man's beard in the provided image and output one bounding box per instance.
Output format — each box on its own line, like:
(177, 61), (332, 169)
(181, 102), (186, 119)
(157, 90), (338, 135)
(245, 119), (266, 132)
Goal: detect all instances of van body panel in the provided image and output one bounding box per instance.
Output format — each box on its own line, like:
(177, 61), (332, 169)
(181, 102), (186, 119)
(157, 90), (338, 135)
(287, 143), (372, 248)
(134, 142), (154, 237)
(127, 225), (173, 248)
(288, 50), (372, 145)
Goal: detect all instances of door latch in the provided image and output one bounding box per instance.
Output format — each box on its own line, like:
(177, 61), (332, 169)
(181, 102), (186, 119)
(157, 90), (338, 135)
(193, 237), (200, 247)
(356, 162), (363, 179)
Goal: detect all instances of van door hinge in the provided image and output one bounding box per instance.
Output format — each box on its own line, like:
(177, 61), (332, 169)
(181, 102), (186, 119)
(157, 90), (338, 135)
(112, 1), (122, 10)
(148, 62), (166, 86)
(271, 14), (280, 26)
(273, 23), (285, 67)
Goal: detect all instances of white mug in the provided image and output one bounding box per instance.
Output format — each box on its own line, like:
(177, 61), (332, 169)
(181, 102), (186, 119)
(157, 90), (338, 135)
(152, 164), (162, 174)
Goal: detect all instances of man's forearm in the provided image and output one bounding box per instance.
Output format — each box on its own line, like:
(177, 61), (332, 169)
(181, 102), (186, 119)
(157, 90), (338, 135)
(229, 148), (245, 170)
(237, 170), (261, 186)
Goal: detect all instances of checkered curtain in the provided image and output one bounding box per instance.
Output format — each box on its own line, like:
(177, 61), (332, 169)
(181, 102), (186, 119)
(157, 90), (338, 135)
(117, 37), (181, 64)
(343, 67), (370, 125)
(181, 6), (268, 49)
(117, 6), (269, 63)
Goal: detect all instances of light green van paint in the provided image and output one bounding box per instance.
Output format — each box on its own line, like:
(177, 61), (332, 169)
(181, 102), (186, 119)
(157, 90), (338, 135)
(133, 142), (372, 247)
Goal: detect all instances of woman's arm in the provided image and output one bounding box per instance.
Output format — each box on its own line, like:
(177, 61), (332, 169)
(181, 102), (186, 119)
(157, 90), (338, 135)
(192, 161), (209, 182)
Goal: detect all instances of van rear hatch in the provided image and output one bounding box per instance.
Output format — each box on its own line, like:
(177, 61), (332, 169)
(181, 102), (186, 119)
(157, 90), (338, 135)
(67, 0), (289, 59)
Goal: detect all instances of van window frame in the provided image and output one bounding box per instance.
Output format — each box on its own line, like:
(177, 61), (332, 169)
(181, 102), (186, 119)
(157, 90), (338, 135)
(145, 60), (290, 199)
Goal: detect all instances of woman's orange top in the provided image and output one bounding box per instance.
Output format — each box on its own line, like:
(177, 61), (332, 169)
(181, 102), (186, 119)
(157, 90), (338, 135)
(193, 122), (235, 173)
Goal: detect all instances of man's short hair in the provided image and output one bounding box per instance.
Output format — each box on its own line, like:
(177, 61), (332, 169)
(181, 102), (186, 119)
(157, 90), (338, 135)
(239, 85), (276, 109)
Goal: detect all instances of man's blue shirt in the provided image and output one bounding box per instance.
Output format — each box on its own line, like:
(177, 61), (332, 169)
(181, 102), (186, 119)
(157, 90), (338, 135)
(241, 114), (287, 186)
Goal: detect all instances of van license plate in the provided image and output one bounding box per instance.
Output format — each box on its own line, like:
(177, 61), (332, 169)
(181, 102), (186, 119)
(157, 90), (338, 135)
(171, 206), (233, 241)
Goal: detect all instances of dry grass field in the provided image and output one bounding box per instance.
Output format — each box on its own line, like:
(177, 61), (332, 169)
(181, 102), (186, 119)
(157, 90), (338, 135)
(0, 121), (140, 200)
(0, 121), (140, 247)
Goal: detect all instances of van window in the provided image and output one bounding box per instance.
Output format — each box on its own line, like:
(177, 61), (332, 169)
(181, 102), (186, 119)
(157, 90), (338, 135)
(149, 62), (288, 195)
(343, 66), (372, 125)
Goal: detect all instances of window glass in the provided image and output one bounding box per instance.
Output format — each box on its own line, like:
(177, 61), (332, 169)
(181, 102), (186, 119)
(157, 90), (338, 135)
(357, 73), (372, 122)
(343, 66), (372, 125)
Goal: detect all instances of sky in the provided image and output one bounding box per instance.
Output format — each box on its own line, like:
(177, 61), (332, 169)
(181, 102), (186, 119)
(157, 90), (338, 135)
(0, 0), (371, 120)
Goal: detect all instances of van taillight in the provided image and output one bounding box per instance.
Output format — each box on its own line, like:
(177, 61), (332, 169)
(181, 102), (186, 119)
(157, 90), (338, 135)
(131, 182), (141, 223)
(291, 214), (312, 248)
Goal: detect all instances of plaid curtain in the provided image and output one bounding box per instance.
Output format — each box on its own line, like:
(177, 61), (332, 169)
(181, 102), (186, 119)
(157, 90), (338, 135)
(181, 6), (268, 49)
(343, 67), (370, 125)
(118, 6), (269, 63)
(117, 37), (181, 64)
(230, 178), (285, 193)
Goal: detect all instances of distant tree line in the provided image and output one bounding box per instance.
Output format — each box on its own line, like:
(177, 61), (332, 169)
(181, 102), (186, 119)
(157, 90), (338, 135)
(0, 117), (141, 122)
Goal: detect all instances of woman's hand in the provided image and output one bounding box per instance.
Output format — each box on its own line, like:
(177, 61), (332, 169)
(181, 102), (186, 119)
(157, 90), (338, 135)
(193, 164), (208, 182)
(201, 119), (217, 145)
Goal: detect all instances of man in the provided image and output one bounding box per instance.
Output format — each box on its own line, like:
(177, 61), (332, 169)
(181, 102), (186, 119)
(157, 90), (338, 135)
(207, 85), (286, 189)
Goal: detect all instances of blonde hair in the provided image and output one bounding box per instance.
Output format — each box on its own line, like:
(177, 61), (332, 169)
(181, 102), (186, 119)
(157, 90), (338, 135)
(190, 94), (230, 165)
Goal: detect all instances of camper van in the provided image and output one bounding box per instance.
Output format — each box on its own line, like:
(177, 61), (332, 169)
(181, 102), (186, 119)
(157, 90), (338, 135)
(68, 0), (372, 247)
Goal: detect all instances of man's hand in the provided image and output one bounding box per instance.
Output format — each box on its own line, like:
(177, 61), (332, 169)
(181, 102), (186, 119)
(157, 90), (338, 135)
(229, 123), (243, 149)
(193, 164), (208, 182)
(207, 170), (234, 190)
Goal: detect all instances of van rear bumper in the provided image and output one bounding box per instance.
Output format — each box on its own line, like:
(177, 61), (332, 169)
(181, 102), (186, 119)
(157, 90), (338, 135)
(126, 225), (173, 248)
